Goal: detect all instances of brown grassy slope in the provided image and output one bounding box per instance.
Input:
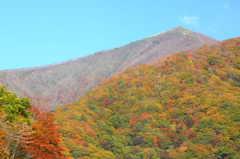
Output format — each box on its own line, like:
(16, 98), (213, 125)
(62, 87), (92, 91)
(0, 27), (217, 110)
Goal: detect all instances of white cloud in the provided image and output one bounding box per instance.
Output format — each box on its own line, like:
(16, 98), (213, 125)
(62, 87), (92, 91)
(178, 15), (199, 27)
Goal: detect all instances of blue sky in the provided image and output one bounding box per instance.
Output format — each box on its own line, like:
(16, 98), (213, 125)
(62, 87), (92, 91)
(1, 0), (239, 71)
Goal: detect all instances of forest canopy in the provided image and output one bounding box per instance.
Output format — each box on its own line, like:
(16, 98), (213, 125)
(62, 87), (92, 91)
(0, 85), (66, 158)
(54, 37), (240, 158)
(1, 37), (240, 159)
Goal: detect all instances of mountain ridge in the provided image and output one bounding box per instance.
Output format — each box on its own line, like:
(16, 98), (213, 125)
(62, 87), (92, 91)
(0, 26), (212, 72)
(0, 27), (218, 110)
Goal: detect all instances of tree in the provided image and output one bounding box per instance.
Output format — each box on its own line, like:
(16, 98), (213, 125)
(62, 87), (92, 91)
(0, 128), (8, 158)
(22, 108), (66, 158)
(0, 85), (31, 122)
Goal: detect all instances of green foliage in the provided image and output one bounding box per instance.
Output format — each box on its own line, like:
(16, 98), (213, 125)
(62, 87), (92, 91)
(54, 37), (240, 158)
(0, 85), (66, 158)
(216, 146), (238, 158)
(188, 59), (194, 65)
(0, 85), (31, 122)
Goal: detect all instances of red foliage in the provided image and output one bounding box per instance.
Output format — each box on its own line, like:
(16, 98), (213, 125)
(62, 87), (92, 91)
(102, 99), (111, 103)
(22, 108), (66, 158)
(192, 117), (198, 124)
(102, 99), (112, 107)
(98, 140), (110, 150)
(187, 132), (197, 139)
(161, 65), (167, 69)
(154, 138), (159, 147)
(126, 81), (130, 86)
(210, 137), (220, 146)
(180, 142), (188, 148)
(180, 88), (186, 92)
(0, 128), (6, 154)
(196, 79), (202, 84)
(168, 100), (173, 107)
(187, 52), (192, 58)
(129, 115), (142, 126)
(111, 85), (118, 89)
(160, 128), (175, 137)
(141, 112), (148, 118)
(118, 128), (123, 132)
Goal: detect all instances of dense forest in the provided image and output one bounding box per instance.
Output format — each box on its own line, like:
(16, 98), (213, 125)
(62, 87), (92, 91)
(1, 31), (239, 159)
(0, 27), (217, 111)
(0, 85), (66, 158)
(53, 37), (240, 158)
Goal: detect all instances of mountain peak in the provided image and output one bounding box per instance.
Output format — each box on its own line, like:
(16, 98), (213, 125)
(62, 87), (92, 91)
(0, 27), (218, 110)
(150, 26), (198, 39)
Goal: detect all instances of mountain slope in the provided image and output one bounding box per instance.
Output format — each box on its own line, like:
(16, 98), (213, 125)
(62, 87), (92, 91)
(54, 37), (240, 158)
(0, 27), (217, 110)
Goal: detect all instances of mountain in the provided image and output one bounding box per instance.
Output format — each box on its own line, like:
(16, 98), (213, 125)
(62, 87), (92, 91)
(54, 37), (240, 158)
(0, 27), (217, 110)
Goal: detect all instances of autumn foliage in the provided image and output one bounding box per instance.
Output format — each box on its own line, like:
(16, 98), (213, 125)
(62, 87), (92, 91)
(54, 37), (240, 158)
(1, 36), (240, 158)
(21, 108), (65, 158)
(0, 85), (66, 159)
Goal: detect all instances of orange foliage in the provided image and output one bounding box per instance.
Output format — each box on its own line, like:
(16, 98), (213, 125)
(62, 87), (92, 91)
(192, 117), (198, 124)
(154, 138), (158, 147)
(0, 128), (7, 156)
(22, 108), (66, 159)
(141, 112), (148, 118)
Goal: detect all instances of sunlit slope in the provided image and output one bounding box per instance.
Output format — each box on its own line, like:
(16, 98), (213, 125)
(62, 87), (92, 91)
(0, 27), (217, 110)
(54, 37), (240, 158)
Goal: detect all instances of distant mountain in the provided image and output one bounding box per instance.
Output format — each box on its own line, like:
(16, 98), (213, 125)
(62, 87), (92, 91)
(0, 27), (217, 110)
(54, 37), (240, 158)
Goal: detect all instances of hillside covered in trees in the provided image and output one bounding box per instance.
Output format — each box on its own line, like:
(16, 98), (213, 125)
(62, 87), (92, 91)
(53, 37), (240, 158)
(0, 27), (217, 110)
(0, 85), (66, 158)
